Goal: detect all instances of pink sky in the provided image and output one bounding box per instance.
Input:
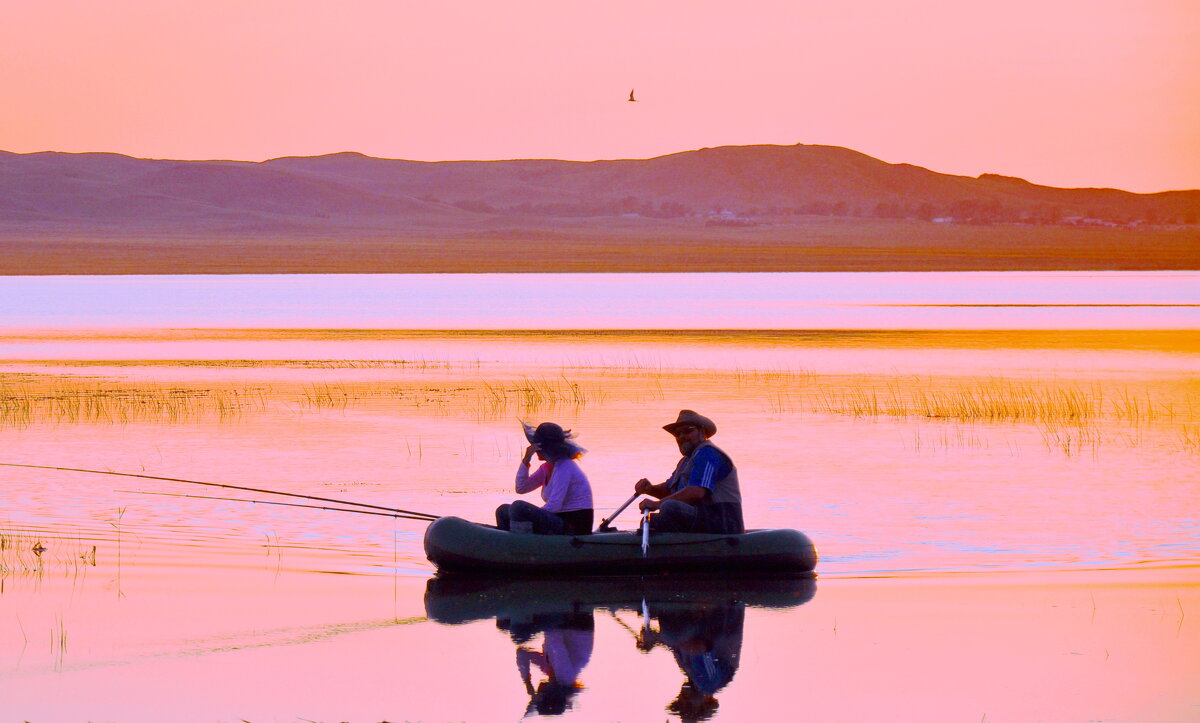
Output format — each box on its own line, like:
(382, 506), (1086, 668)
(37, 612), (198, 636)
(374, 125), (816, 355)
(2, 0), (1197, 192)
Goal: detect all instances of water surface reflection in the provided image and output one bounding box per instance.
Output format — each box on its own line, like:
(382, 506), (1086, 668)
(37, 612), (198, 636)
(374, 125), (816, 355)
(425, 575), (816, 720)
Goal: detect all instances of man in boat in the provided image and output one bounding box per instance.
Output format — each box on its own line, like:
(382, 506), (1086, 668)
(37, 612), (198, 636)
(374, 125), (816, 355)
(635, 410), (745, 534)
(496, 422), (595, 535)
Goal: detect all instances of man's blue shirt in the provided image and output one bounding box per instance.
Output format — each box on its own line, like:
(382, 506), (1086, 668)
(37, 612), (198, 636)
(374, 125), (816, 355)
(670, 445), (732, 494)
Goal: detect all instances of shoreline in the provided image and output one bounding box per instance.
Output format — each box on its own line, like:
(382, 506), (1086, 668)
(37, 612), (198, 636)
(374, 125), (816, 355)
(3, 219), (1198, 274)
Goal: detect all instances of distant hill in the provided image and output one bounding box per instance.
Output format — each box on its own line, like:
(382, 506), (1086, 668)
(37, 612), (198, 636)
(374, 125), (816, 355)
(2, 144), (1198, 273)
(4, 144), (1198, 232)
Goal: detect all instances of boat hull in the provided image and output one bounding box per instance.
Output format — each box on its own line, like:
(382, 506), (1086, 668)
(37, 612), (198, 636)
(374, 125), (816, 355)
(423, 516), (818, 575)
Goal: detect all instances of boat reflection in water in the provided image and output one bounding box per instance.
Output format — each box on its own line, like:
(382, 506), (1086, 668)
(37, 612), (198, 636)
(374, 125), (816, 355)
(425, 575), (816, 720)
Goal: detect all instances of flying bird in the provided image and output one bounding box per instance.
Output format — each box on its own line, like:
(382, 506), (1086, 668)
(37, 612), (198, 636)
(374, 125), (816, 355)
(628, 89), (637, 102)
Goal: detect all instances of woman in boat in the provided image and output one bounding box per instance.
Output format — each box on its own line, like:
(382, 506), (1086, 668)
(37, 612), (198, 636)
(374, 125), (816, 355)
(495, 422), (594, 535)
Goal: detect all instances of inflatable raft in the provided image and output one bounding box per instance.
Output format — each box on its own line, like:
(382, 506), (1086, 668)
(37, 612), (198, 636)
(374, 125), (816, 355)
(423, 516), (818, 575)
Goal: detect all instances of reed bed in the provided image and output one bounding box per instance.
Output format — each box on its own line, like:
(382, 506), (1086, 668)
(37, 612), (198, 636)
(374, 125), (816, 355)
(475, 376), (604, 418)
(0, 528), (97, 581)
(0, 377), (268, 427)
(1036, 423), (1103, 458)
(753, 375), (1200, 456)
(299, 383), (351, 409)
(731, 366), (817, 385)
(906, 425), (991, 454)
(4, 362), (1197, 456)
(290, 375), (610, 419)
(1182, 424), (1200, 453)
(759, 376), (1197, 426)
(804, 381), (1100, 423)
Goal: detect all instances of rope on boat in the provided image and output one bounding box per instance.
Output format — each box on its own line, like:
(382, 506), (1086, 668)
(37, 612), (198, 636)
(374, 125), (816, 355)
(0, 462), (442, 521)
(570, 536), (740, 548)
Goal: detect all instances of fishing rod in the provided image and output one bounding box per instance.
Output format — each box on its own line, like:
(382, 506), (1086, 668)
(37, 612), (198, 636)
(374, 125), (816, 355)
(120, 489), (436, 521)
(0, 462), (441, 521)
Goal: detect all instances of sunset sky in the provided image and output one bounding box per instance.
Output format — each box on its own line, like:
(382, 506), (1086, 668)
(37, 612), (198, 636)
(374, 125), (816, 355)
(2, 0), (1197, 192)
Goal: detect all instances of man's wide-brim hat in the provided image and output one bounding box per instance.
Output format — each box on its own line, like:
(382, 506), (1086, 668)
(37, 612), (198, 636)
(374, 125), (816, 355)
(663, 409), (716, 437)
(522, 421), (586, 457)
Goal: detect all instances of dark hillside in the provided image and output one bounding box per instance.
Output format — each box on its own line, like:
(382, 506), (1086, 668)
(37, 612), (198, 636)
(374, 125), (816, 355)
(2, 144), (1197, 273)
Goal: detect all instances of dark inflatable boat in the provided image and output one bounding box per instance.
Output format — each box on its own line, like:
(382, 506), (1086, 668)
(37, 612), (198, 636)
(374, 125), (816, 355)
(423, 516), (818, 576)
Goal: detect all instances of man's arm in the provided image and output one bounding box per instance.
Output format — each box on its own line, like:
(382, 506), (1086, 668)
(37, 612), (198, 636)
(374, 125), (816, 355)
(639, 483), (706, 511)
(639, 446), (726, 511)
(634, 477), (671, 499)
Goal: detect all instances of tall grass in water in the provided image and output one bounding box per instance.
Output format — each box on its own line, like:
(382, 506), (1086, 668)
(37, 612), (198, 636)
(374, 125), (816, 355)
(289, 375), (606, 419)
(765, 377), (1196, 426)
(0, 377), (267, 427)
(470, 376), (604, 419)
(808, 381), (1101, 423)
(0, 528), (97, 581)
(1037, 423), (1101, 458)
(299, 383), (350, 409)
(1182, 425), (1200, 453)
(757, 375), (1200, 456)
(0, 372), (610, 425)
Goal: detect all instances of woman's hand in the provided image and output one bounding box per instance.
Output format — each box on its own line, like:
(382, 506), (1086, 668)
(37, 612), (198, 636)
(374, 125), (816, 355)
(521, 445), (536, 466)
(634, 477), (652, 495)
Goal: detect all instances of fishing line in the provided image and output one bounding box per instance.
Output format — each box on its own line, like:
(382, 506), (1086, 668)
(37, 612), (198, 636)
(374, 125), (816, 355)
(119, 489), (437, 522)
(0, 462), (441, 520)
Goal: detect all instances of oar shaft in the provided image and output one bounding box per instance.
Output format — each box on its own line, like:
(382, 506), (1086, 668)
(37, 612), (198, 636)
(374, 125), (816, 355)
(0, 462), (440, 520)
(599, 491), (640, 529)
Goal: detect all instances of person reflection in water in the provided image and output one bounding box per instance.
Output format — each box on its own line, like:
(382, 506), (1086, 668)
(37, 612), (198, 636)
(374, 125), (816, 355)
(496, 422), (594, 535)
(637, 601), (744, 723)
(497, 610), (595, 718)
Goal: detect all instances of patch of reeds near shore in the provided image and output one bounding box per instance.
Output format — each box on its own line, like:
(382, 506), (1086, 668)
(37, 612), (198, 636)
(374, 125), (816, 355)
(814, 383), (1098, 423)
(288, 374), (615, 420)
(732, 367), (817, 385)
(299, 383), (351, 409)
(473, 377), (608, 419)
(0, 376), (267, 427)
(1, 371), (613, 425)
(761, 375), (1200, 456)
(0, 528), (97, 581)
(765, 378), (1197, 426)
(363, 376), (612, 419)
(4, 363), (1197, 459)
(292, 375), (608, 418)
(1182, 424), (1200, 453)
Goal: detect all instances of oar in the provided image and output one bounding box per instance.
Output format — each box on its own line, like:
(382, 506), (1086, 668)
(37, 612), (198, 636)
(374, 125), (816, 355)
(597, 491), (641, 531)
(0, 462), (441, 521)
(120, 489), (436, 521)
(641, 510), (651, 557)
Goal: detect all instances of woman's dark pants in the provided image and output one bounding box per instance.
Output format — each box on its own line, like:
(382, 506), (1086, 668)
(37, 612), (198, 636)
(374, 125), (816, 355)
(495, 500), (566, 535)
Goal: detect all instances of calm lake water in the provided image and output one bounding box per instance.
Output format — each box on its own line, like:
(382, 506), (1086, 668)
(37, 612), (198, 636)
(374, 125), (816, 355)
(3, 270), (1199, 329)
(1, 273), (1198, 721)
